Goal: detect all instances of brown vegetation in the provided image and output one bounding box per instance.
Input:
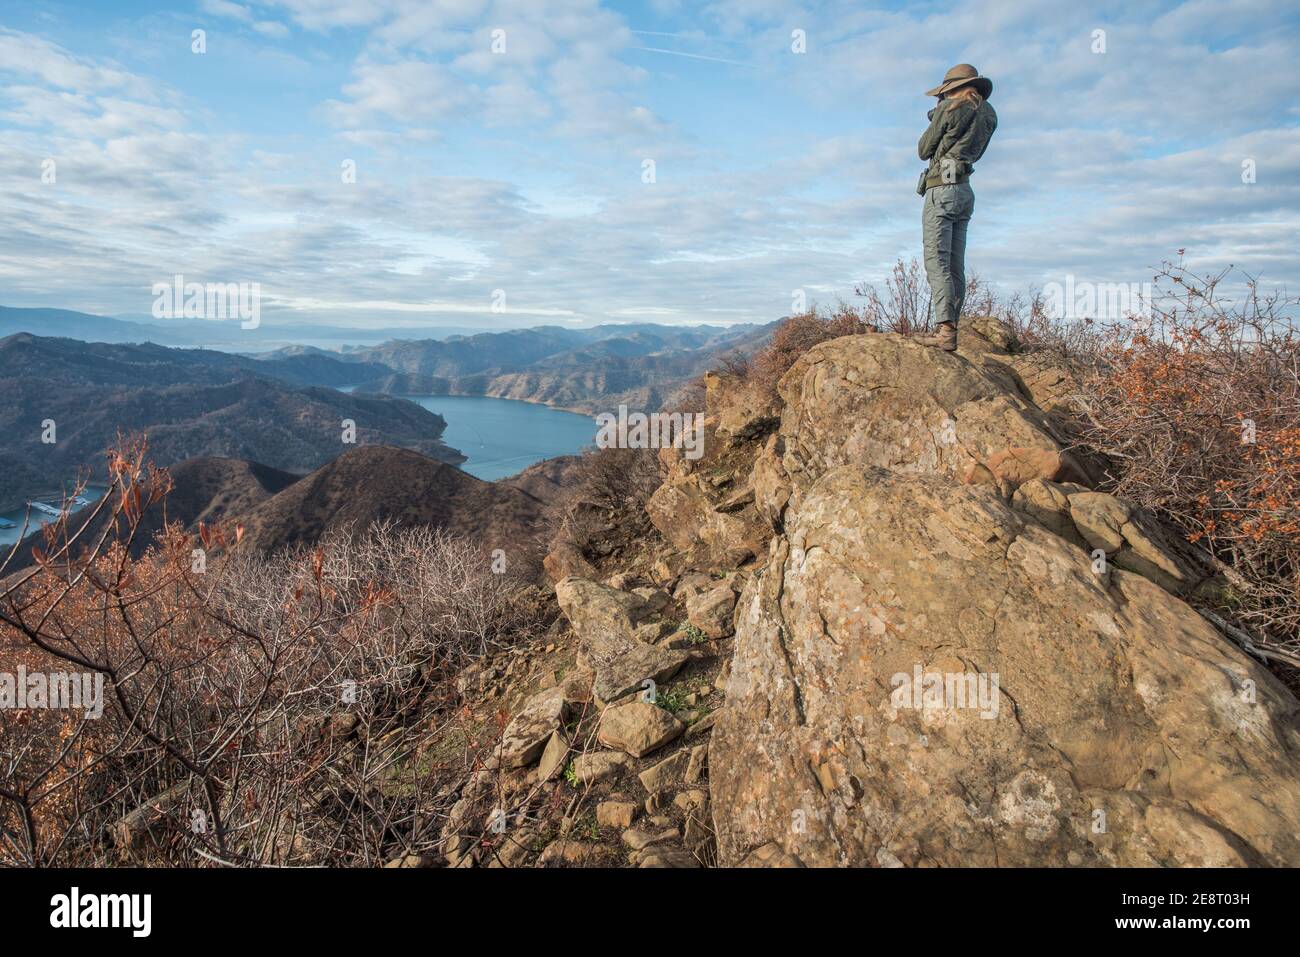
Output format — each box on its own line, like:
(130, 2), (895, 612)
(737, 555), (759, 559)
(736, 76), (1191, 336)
(0, 441), (544, 865)
(1074, 262), (1300, 664)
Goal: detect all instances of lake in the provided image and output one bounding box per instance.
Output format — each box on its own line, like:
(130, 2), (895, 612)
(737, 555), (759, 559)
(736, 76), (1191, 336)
(406, 395), (596, 481)
(0, 397), (593, 549)
(0, 486), (109, 549)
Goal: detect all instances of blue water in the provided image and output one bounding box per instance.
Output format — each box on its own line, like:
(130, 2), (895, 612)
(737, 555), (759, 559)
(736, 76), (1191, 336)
(406, 395), (596, 481)
(0, 486), (109, 548)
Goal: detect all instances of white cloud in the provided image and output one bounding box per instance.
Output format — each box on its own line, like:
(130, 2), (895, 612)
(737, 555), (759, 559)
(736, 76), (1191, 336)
(0, 29), (154, 97)
(253, 20), (291, 38)
(0, 2), (1297, 331)
(200, 0), (253, 22)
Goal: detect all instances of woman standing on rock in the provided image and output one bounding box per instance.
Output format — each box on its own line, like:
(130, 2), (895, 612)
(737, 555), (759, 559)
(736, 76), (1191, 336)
(915, 64), (997, 351)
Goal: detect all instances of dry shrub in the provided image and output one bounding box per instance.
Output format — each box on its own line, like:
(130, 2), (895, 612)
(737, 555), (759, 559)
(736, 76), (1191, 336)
(853, 257), (1110, 360)
(549, 445), (661, 557)
(858, 257), (933, 335)
(0, 443), (544, 866)
(573, 444), (661, 512)
(748, 304), (868, 398)
(1074, 262), (1300, 663)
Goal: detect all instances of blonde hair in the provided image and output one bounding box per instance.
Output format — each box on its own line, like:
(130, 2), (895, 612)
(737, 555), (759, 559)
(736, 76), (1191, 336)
(945, 84), (983, 107)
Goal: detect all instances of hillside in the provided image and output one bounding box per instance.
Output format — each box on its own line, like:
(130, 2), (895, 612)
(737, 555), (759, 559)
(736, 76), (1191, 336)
(3, 456), (298, 571)
(233, 445), (544, 555)
(0, 332), (388, 389)
(0, 338), (464, 507)
(428, 314), (1300, 869)
(7, 314), (1299, 873)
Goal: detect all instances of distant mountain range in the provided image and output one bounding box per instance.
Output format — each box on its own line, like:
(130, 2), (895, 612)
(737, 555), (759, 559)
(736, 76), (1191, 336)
(0, 333), (463, 509)
(0, 306), (775, 517)
(0, 306), (491, 350)
(341, 322), (774, 413)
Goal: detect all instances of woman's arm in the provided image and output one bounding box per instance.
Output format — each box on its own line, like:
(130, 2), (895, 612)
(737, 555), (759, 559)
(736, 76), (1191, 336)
(917, 103), (949, 160)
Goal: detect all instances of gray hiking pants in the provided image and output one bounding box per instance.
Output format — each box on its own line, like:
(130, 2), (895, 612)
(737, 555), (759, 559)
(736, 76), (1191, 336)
(922, 182), (974, 327)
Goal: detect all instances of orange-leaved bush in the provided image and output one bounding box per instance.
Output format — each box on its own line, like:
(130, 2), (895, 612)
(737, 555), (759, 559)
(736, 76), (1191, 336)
(1076, 261), (1300, 661)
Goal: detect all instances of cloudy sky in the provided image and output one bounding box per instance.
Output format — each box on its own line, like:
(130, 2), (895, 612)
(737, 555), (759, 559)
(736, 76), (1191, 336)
(0, 0), (1296, 333)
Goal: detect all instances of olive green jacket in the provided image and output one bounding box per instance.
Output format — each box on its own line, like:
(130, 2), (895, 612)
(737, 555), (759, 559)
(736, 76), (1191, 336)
(917, 98), (997, 193)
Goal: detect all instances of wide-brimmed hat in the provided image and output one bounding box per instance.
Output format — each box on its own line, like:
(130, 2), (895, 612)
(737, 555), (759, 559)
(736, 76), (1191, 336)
(925, 63), (992, 100)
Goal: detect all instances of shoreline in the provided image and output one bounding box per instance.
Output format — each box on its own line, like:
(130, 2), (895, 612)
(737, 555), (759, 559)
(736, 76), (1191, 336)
(0, 485), (108, 518)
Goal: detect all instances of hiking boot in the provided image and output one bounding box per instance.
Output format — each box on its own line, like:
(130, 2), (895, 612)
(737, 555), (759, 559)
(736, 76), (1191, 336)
(917, 323), (957, 351)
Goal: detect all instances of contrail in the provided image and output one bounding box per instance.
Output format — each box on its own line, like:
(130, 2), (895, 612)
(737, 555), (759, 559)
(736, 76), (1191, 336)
(632, 46), (750, 67)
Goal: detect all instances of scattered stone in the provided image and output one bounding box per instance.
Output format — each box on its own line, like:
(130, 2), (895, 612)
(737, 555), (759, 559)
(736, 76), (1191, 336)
(661, 631), (697, 650)
(1011, 479), (1087, 547)
(498, 686), (568, 768)
(543, 541), (597, 584)
(537, 840), (600, 867)
(621, 827), (679, 852)
(634, 620), (676, 644)
(536, 731), (569, 783)
(651, 551), (688, 585)
(555, 578), (689, 702)
(716, 484), (756, 512)
(686, 584), (737, 639)
(572, 751), (628, 786)
(384, 853), (435, 868)
(1068, 491), (1130, 553)
(596, 801), (637, 829)
(673, 572), (715, 603)
(686, 709), (721, 739)
(685, 744), (708, 784)
(597, 701), (685, 757)
(638, 750), (691, 794)
(632, 587), (673, 615)
(1113, 514), (1199, 594)
(443, 834), (473, 868)
(638, 846), (700, 868)
(486, 830), (536, 869)
(673, 789), (709, 814)
(605, 572), (636, 590)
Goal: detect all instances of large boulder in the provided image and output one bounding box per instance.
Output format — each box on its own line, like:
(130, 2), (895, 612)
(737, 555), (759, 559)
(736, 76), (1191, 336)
(710, 465), (1300, 867)
(773, 333), (1089, 507)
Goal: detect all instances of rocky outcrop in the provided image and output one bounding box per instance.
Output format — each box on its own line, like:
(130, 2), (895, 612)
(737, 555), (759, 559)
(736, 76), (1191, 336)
(441, 315), (1299, 871)
(709, 326), (1300, 868)
(765, 333), (1090, 523)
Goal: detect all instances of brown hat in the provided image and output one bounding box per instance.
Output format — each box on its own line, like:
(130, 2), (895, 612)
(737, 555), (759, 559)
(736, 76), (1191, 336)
(925, 63), (992, 100)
